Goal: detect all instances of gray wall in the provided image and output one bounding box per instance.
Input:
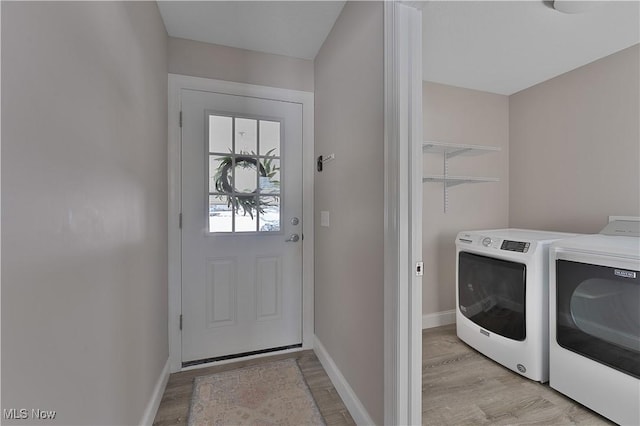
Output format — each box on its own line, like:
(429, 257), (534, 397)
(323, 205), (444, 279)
(422, 82), (509, 316)
(168, 37), (314, 92)
(1, 2), (168, 425)
(314, 2), (384, 424)
(509, 44), (640, 233)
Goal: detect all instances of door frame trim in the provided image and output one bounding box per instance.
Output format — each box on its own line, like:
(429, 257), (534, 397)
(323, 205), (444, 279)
(383, 2), (423, 424)
(167, 74), (315, 372)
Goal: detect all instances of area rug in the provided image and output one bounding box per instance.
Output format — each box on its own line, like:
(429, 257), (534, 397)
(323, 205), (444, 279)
(188, 358), (325, 426)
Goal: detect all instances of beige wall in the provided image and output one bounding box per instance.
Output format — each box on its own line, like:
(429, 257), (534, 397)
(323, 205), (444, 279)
(509, 44), (640, 233)
(422, 82), (510, 315)
(1, 2), (168, 425)
(168, 37), (314, 92)
(314, 2), (384, 424)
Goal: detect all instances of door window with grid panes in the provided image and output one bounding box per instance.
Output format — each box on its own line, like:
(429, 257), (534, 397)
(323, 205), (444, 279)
(208, 114), (282, 233)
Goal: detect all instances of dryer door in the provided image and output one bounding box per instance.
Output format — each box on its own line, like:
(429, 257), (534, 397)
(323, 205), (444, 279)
(556, 259), (640, 378)
(458, 252), (527, 340)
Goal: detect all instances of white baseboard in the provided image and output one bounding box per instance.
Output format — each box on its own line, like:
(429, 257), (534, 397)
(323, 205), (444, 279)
(313, 337), (374, 426)
(422, 309), (456, 329)
(139, 358), (170, 426)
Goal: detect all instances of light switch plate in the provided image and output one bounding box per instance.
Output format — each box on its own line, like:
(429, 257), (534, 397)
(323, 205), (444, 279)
(320, 211), (330, 227)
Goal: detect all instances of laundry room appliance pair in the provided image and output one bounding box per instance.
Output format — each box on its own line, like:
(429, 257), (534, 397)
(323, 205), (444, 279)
(455, 223), (640, 425)
(455, 228), (576, 382)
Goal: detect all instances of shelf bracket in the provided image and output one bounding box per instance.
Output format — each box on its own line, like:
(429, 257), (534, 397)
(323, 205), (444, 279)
(446, 148), (472, 159)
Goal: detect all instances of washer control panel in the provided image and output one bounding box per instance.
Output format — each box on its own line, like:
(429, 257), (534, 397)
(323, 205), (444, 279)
(457, 233), (531, 253)
(500, 240), (530, 253)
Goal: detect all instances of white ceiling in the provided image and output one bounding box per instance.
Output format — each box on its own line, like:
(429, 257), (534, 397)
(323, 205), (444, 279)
(423, 1), (640, 95)
(157, 1), (639, 95)
(157, 1), (345, 60)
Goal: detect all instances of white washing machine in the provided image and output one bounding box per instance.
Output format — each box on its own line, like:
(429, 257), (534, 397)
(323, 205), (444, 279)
(549, 220), (640, 425)
(456, 228), (577, 382)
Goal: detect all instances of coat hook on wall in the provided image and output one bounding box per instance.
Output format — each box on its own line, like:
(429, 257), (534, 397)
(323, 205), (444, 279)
(316, 153), (336, 172)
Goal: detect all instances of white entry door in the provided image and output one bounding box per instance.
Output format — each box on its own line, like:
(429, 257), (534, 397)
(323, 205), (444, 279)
(181, 89), (303, 364)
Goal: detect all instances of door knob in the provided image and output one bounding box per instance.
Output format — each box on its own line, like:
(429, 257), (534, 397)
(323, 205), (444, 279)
(285, 234), (300, 242)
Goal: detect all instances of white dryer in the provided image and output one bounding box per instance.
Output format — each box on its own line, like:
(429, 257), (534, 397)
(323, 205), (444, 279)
(549, 220), (640, 425)
(456, 228), (577, 382)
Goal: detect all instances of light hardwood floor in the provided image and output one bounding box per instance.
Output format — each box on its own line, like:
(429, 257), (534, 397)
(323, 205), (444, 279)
(423, 324), (613, 425)
(152, 350), (355, 426)
(154, 326), (612, 426)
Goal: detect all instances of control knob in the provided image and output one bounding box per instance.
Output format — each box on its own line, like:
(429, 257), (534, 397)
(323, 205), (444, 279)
(482, 237), (493, 247)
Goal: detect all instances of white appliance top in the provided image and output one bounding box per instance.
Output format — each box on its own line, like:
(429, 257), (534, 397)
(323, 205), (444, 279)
(460, 228), (577, 242)
(457, 228), (579, 255)
(552, 234), (640, 259)
(552, 220), (640, 259)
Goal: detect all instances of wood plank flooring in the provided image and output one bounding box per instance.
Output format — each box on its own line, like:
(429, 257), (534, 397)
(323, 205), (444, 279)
(152, 350), (355, 426)
(422, 324), (613, 425)
(154, 326), (613, 425)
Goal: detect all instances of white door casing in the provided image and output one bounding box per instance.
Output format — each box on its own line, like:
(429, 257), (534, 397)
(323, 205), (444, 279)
(168, 75), (314, 372)
(181, 89), (303, 363)
(384, 2), (423, 425)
